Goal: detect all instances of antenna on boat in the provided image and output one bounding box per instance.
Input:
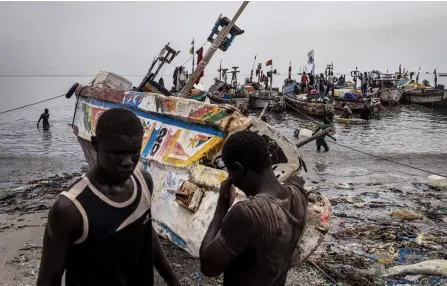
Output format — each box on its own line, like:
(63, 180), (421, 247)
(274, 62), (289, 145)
(250, 54), (256, 82)
(137, 42), (180, 91)
(179, 1), (249, 98)
(231, 66), (240, 87)
(222, 68), (228, 84)
(218, 58), (223, 80)
(416, 67), (421, 84)
(288, 61), (292, 80)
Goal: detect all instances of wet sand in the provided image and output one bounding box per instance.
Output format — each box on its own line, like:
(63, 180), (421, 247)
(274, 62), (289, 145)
(1, 146), (446, 285)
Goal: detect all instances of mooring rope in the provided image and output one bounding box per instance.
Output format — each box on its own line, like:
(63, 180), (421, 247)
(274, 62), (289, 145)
(0, 94), (66, 115)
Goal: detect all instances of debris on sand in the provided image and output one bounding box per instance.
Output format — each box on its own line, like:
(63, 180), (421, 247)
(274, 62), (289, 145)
(392, 209), (424, 221)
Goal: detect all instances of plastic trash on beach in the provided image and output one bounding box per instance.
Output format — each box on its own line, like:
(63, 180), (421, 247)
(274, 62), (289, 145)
(392, 209), (423, 221)
(382, 259), (447, 277)
(427, 175), (447, 190)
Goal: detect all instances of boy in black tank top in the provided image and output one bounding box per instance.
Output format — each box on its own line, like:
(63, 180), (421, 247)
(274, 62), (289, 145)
(37, 108), (180, 286)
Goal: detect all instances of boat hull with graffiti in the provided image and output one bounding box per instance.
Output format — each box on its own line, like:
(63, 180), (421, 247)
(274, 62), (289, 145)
(67, 72), (332, 266)
(284, 93), (334, 117)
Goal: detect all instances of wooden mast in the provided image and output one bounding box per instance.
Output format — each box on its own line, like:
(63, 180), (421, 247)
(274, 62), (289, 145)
(179, 1), (249, 98)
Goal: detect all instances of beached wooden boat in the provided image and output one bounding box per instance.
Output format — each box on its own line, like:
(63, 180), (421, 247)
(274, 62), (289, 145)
(335, 117), (369, 125)
(249, 90), (281, 109)
(284, 93), (334, 117)
(403, 89), (444, 104)
(66, 71), (332, 266)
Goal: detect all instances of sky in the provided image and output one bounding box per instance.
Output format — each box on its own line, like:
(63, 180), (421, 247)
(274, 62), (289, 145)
(1, 1), (447, 86)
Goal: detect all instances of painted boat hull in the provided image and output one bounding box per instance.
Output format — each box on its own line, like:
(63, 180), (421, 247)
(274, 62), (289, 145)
(284, 94), (334, 117)
(70, 73), (332, 266)
(403, 90), (444, 104)
(335, 117), (369, 125)
(379, 89), (403, 105)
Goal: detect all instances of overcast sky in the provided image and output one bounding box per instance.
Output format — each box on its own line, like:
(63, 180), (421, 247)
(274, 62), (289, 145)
(1, 1), (447, 80)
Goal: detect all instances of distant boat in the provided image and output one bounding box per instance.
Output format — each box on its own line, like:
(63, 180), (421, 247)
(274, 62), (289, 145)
(403, 89), (444, 105)
(439, 73), (447, 77)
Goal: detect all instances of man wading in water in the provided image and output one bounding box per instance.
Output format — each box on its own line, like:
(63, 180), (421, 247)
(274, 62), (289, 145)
(37, 108), (50, 131)
(37, 108), (179, 286)
(200, 131), (308, 286)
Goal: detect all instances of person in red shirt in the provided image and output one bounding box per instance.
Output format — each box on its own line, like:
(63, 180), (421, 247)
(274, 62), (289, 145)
(300, 72), (308, 93)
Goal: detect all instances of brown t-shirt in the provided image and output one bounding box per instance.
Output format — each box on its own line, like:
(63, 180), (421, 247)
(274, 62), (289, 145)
(218, 181), (308, 286)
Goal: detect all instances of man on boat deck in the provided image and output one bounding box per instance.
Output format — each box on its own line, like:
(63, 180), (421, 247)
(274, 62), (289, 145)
(314, 118), (330, 152)
(200, 131), (308, 286)
(341, 103), (353, 119)
(325, 72), (337, 97)
(301, 71), (308, 93)
(319, 73), (326, 93)
(361, 72), (368, 94)
(37, 108), (180, 286)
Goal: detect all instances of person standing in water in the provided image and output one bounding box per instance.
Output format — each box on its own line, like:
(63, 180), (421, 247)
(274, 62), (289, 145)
(37, 108), (50, 130)
(360, 103), (372, 121)
(37, 108), (180, 286)
(341, 103), (353, 119)
(199, 131), (308, 285)
(314, 118), (330, 152)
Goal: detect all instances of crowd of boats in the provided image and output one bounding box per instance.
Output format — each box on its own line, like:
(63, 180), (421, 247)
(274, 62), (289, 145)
(62, 3), (445, 263)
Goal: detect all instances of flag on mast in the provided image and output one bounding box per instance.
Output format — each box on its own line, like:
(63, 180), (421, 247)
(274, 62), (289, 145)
(266, 59), (272, 66)
(307, 49), (314, 65)
(189, 39), (195, 55)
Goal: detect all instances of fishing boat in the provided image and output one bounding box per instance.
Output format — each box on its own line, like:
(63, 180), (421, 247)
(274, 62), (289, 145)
(334, 89), (380, 111)
(403, 89), (444, 105)
(65, 5), (331, 267)
(374, 74), (404, 106)
(335, 117), (369, 125)
(205, 77), (249, 115)
(66, 71), (331, 266)
(284, 93), (334, 117)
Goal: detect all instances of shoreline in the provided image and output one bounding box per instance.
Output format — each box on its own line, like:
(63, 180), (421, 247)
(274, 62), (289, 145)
(1, 164), (446, 285)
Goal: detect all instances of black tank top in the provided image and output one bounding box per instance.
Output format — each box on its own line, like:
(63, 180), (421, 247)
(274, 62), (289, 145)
(61, 168), (153, 286)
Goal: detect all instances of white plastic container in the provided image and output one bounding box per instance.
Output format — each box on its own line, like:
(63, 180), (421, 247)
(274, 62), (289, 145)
(427, 175), (447, 189)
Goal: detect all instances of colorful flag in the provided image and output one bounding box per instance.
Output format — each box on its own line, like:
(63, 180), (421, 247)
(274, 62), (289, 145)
(195, 47), (204, 84)
(307, 49), (314, 65)
(189, 39), (194, 55)
(266, 59), (272, 66)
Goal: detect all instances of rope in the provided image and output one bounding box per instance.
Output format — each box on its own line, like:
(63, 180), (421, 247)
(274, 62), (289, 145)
(0, 94), (66, 115)
(328, 139), (446, 177)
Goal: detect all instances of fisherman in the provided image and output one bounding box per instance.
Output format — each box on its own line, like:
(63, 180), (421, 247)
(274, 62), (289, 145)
(341, 103), (353, 119)
(301, 71), (308, 93)
(338, 75), (345, 86)
(325, 72), (337, 97)
(37, 108), (180, 286)
(199, 131), (308, 285)
(319, 73), (325, 93)
(314, 118), (330, 152)
(361, 72), (368, 94)
(308, 73), (315, 90)
(37, 108), (50, 131)
(360, 103), (372, 121)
